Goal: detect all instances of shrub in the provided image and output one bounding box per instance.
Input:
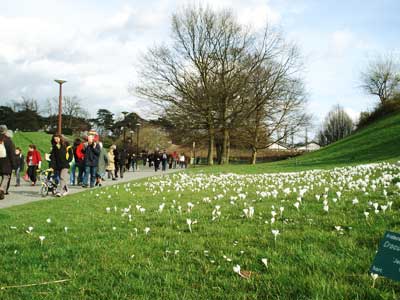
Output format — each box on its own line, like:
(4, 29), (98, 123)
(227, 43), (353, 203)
(357, 99), (400, 129)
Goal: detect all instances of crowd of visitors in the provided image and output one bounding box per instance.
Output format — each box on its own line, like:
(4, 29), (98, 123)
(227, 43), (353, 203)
(0, 124), (190, 200)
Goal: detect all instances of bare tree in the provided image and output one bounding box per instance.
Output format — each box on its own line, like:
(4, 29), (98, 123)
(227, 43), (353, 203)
(238, 75), (309, 164)
(136, 6), (224, 165)
(318, 105), (354, 146)
(52, 96), (89, 128)
(13, 97), (39, 112)
(136, 5), (308, 164)
(360, 54), (400, 104)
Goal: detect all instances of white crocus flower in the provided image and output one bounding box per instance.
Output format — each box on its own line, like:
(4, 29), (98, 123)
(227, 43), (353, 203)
(279, 207), (284, 216)
(271, 229), (280, 242)
(186, 219), (192, 233)
(261, 258), (268, 269)
(371, 273), (379, 288)
(249, 207), (254, 218)
(39, 236), (45, 246)
(187, 202), (194, 213)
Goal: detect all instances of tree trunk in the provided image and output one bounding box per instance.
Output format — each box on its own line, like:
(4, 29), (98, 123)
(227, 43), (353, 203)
(251, 148), (257, 165)
(251, 118), (259, 165)
(216, 142), (222, 164)
(220, 128), (229, 165)
(226, 134), (230, 164)
(207, 127), (215, 166)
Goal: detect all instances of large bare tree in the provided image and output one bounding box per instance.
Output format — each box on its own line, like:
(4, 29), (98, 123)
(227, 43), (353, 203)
(136, 6), (308, 164)
(360, 54), (400, 105)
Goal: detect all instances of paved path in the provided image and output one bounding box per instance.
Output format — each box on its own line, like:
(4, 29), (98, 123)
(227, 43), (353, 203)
(0, 167), (182, 209)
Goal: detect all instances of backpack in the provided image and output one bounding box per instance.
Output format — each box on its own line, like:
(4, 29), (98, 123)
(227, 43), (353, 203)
(0, 140), (7, 158)
(66, 145), (72, 160)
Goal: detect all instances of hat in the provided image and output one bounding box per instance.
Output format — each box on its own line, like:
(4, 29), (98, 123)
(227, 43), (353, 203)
(0, 125), (8, 134)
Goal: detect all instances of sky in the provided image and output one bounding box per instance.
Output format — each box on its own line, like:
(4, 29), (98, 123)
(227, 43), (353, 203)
(0, 0), (399, 128)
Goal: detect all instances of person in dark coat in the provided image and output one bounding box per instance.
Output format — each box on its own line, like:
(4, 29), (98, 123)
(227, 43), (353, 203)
(118, 146), (128, 178)
(49, 134), (73, 197)
(14, 147), (24, 187)
(131, 153), (137, 172)
(126, 143), (135, 171)
(142, 150), (147, 167)
(0, 125), (15, 200)
(154, 149), (161, 172)
(113, 146), (120, 179)
(82, 135), (100, 188)
(161, 149), (168, 172)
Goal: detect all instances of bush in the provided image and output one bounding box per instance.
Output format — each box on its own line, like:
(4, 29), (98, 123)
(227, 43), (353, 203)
(357, 99), (400, 129)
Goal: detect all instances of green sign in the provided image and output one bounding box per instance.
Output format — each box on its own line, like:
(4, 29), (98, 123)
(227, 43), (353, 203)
(370, 231), (400, 281)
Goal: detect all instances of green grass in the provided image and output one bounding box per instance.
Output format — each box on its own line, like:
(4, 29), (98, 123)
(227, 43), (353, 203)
(1, 115), (400, 299)
(1, 163), (400, 299)
(12, 131), (75, 165)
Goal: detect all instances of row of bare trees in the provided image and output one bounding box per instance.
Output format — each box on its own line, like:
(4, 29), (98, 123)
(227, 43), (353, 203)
(136, 6), (309, 164)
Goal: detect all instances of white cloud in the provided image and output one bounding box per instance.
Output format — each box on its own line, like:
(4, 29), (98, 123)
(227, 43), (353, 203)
(331, 29), (354, 56)
(343, 107), (360, 122)
(0, 0), (393, 125)
(0, 0), (284, 118)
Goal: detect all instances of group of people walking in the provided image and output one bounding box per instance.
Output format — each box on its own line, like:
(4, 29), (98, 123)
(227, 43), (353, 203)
(0, 124), (191, 200)
(143, 150), (188, 171)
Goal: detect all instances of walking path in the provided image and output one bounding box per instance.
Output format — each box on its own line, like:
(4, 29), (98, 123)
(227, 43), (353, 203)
(0, 167), (182, 209)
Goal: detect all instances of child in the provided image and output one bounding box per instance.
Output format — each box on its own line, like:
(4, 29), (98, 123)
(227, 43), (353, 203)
(26, 144), (42, 186)
(14, 147), (24, 187)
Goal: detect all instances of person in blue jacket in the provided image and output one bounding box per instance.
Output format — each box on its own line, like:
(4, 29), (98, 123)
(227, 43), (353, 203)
(82, 135), (100, 188)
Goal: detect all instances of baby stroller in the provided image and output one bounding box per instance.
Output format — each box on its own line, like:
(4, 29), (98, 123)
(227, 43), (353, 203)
(38, 169), (58, 197)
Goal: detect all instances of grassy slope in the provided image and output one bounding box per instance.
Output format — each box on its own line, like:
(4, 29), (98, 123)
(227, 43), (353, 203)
(193, 112), (400, 174)
(12, 132), (75, 163)
(12, 132), (53, 158)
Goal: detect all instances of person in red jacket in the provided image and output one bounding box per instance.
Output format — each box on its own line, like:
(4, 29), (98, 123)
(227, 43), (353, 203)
(26, 144), (41, 186)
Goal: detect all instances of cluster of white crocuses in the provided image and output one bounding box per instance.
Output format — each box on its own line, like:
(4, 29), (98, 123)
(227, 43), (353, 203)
(12, 162), (398, 279)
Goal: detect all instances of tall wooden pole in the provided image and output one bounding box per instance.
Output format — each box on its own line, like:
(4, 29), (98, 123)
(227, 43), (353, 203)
(55, 80), (67, 135)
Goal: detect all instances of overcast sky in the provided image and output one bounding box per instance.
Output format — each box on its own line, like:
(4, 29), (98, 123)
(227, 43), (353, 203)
(0, 0), (399, 126)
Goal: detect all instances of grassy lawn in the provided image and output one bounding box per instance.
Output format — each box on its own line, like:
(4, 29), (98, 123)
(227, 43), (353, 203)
(12, 131), (75, 160)
(1, 162), (400, 299)
(1, 114), (400, 299)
